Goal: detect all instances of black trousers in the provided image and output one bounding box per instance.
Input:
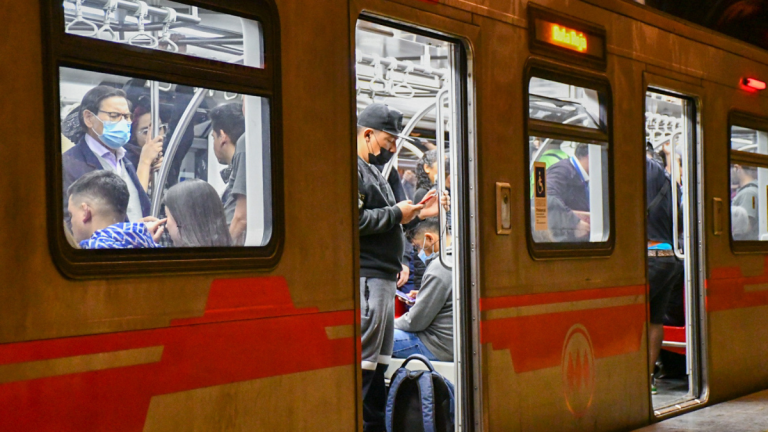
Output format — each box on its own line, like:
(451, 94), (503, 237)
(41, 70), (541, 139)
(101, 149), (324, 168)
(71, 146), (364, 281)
(648, 255), (684, 325)
(362, 364), (389, 432)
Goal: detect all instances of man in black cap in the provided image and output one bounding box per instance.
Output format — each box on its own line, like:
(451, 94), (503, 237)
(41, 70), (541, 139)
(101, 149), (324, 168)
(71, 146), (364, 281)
(357, 103), (425, 432)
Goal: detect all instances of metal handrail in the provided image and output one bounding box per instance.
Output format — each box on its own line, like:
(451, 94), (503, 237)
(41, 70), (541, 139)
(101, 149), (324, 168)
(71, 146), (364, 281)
(671, 132), (685, 260)
(81, 0), (201, 25)
(381, 101), (437, 180)
(435, 89), (452, 269)
(149, 80), (160, 197)
(150, 87), (206, 216)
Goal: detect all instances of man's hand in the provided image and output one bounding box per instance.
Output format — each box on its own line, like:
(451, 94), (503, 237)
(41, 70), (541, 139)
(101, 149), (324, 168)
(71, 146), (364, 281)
(140, 216), (167, 242)
(397, 264), (410, 288)
(396, 200), (424, 224)
(574, 219), (590, 238)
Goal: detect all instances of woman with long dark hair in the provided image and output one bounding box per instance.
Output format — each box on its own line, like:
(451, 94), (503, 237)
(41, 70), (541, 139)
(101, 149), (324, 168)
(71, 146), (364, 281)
(164, 180), (233, 247)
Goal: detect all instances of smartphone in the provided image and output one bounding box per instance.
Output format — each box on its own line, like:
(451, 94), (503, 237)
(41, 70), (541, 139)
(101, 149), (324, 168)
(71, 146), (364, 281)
(395, 291), (415, 302)
(418, 191), (436, 205)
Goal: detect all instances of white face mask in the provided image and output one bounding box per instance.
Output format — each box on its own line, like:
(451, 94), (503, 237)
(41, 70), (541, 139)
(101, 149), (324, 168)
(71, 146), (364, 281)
(418, 235), (436, 263)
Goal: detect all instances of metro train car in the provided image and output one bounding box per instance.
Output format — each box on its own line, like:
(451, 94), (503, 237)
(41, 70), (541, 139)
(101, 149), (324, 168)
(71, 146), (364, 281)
(1, 0), (768, 431)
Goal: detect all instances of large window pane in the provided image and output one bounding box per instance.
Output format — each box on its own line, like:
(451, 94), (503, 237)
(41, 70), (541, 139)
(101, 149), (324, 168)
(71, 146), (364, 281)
(529, 138), (610, 243)
(63, 0), (263, 68)
(60, 66), (271, 249)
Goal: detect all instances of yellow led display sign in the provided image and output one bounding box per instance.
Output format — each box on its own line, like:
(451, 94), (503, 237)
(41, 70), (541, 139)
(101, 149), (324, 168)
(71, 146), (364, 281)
(549, 24), (587, 52)
(532, 16), (605, 66)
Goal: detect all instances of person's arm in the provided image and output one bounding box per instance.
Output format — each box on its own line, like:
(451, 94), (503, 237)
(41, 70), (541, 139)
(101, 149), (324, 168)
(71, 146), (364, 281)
(230, 194), (247, 244)
(136, 135), (164, 192)
(395, 268), (451, 332)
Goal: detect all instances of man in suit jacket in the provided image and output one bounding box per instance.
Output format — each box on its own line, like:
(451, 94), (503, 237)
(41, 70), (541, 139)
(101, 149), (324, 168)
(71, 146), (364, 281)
(546, 143), (591, 242)
(62, 86), (151, 223)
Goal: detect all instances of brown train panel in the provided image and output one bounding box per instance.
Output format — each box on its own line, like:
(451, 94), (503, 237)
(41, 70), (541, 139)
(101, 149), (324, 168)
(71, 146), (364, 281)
(2, 0), (768, 430)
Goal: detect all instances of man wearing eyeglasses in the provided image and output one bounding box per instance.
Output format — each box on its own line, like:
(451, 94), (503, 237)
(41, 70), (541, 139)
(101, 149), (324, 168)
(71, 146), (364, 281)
(62, 85), (151, 223)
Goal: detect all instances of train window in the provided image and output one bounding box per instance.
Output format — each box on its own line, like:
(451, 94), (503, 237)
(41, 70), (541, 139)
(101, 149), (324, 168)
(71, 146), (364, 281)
(525, 68), (613, 256)
(729, 121), (768, 244)
(44, 0), (281, 276)
(60, 66), (272, 248)
(62, 0), (263, 68)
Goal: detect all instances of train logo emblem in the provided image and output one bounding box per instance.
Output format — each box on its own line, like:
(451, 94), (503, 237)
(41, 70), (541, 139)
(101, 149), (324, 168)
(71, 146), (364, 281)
(561, 324), (595, 417)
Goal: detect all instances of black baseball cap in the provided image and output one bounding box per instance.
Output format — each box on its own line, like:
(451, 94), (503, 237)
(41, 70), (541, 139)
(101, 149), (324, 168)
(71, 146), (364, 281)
(358, 103), (417, 144)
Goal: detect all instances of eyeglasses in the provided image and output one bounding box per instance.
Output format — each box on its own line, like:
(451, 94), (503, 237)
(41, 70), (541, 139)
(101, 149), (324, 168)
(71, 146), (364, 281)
(138, 124), (169, 137)
(99, 110), (133, 123)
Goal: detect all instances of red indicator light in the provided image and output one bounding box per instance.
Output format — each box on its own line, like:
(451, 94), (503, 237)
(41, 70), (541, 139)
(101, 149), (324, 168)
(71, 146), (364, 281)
(742, 77), (767, 91)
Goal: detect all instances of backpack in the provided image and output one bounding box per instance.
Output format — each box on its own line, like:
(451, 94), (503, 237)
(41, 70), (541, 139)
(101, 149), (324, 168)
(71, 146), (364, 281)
(385, 354), (456, 432)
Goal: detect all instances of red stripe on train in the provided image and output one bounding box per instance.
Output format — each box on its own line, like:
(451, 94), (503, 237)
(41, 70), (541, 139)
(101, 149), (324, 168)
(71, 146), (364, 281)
(0, 277), (355, 431)
(708, 256), (768, 312)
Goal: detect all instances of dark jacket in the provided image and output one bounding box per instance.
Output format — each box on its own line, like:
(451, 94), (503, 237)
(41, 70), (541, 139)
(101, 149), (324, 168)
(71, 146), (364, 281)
(646, 157), (679, 244)
(124, 143), (142, 171)
(358, 156), (405, 281)
(546, 157), (589, 241)
(62, 136), (151, 217)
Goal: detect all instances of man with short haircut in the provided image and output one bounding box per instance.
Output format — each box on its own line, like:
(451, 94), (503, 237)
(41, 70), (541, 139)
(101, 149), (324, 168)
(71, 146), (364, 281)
(68, 170), (161, 249)
(357, 103), (424, 432)
(395, 218), (453, 362)
(209, 103), (247, 244)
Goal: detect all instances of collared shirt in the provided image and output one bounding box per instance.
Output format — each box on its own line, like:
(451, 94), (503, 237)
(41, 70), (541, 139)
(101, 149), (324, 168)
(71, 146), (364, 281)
(571, 156), (590, 183)
(85, 134), (126, 175)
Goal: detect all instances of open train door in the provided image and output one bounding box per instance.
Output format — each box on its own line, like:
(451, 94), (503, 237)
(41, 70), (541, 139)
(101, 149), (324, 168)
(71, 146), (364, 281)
(352, 9), (479, 432)
(643, 81), (708, 417)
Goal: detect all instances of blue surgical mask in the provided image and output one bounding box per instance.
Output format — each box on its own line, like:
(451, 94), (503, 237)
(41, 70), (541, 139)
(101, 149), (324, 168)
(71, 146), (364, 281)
(92, 116), (131, 149)
(418, 236), (435, 263)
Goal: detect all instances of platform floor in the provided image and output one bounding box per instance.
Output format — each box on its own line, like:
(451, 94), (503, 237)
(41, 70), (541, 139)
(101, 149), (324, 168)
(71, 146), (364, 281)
(635, 389), (768, 431)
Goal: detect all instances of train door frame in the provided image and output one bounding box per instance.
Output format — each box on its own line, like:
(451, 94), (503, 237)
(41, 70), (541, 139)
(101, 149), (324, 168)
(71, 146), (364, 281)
(643, 74), (710, 418)
(351, 11), (480, 432)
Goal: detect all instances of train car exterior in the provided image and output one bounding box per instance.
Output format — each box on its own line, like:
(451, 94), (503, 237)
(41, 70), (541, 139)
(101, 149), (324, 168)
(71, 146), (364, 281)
(1, 0), (767, 431)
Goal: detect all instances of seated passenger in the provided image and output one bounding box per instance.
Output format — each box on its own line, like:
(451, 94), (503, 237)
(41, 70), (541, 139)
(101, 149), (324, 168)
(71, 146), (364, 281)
(546, 143), (591, 241)
(731, 164), (759, 240)
(394, 218), (453, 362)
(67, 170), (160, 249)
(164, 180), (233, 247)
(62, 86), (151, 222)
(209, 103), (247, 244)
(125, 104), (165, 192)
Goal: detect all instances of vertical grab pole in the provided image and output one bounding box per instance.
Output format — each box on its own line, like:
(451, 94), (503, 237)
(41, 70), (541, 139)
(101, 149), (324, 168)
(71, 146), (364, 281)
(435, 88), (452, 269)
(150, 80), (160, 197)
(150, 87), (206, 217)
(671, 133), (685, 260)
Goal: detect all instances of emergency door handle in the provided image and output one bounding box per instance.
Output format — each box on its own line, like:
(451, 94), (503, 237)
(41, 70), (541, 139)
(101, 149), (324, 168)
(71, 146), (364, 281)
(496, 182), (512, 235)
(712, 197), (723, 236)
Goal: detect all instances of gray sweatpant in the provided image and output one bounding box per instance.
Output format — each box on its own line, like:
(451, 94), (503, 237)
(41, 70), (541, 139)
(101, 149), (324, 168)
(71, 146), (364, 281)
(360, 277), (395, 371)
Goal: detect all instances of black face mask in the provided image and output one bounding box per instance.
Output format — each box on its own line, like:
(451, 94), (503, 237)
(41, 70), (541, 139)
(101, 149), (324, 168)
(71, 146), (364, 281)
(369, 149), (394, 165)
(366, 132), (394, 165)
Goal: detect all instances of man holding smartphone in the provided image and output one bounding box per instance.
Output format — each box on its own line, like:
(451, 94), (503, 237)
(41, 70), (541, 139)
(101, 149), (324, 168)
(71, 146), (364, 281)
(356, 103), (423, 432)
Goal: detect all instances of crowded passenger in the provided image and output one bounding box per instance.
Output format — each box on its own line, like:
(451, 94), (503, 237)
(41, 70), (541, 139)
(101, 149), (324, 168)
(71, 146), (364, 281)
(646, 154), (684, 394)
(394, 218), (454, 362)
(731, 164), (759, 240)
(546, 143), (591, 241)
(62, 86), (152, 222)
(164, 180), (233, 247)
(208, 103), (248, 245)
(357, 103), (424, 432)
(125, 104), (165, 192)
(67, 170), (161, 249)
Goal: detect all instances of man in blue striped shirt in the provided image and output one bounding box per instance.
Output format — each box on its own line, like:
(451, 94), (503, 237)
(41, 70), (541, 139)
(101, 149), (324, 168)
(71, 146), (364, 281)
(67, 170), (162, 249)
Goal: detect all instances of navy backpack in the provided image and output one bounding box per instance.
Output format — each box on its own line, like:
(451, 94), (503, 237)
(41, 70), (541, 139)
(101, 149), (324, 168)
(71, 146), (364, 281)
(385, 354), (456, 432)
